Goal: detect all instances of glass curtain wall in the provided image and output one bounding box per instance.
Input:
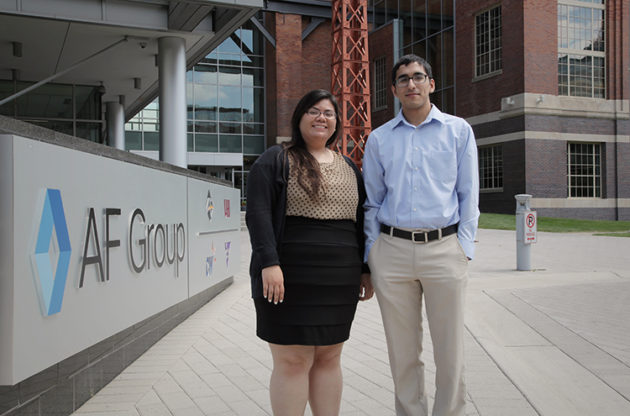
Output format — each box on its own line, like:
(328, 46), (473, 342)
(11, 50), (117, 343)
(0, 80), (103, 142)
(126, 21), (265, 207)
(370, 0), (456, 114)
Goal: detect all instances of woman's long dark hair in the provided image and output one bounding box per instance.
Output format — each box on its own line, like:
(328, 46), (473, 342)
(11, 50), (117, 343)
(283, 89), (342, 200)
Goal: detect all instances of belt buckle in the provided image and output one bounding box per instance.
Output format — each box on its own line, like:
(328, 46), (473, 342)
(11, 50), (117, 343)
(412, 231), (428, 243)
(412, 228), (442, 243)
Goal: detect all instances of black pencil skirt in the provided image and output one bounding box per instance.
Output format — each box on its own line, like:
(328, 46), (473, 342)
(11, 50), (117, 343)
(254, 216), (362, 345)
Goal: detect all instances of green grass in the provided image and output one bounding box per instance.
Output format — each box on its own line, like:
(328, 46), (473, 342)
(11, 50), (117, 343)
(479, 213), (630, 235)
(593, 232), (630, 238)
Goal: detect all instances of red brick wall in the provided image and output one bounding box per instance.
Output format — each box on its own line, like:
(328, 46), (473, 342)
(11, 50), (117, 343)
(368, 22), (395, 129)
(265, 13), (278, 146)
(525, 139), (568, 198)
(456, 0), (525, 118)
(265, 14), (334, 145)
(276, 14), (303, 139)
(607, 0), (630, 100)
(523, 0), (557, 94)
(301, 19), (332, 93)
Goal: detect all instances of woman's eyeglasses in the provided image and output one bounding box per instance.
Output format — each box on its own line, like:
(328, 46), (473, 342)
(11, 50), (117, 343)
(306, 108), (336, 119)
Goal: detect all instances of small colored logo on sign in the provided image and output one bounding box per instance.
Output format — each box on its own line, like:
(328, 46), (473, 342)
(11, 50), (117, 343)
(205, 242), (216, 277)
(206, 191), (214, 220)
(33, 189), (72, 316)
(225, 241), (231, 267)
(224, 199), (230, 218)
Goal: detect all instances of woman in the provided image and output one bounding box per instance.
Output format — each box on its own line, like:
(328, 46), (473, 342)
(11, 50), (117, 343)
(246, 89), (373, 415)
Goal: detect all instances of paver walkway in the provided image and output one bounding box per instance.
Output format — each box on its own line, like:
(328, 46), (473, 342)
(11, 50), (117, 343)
(72, 229), (630, 416)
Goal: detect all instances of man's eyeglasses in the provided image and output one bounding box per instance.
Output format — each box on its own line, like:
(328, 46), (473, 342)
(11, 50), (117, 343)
(395, 72), (430, 87)
(306, 108), (336, 119)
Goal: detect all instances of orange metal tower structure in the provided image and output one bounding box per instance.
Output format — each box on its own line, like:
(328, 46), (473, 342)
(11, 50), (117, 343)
(331, 0), (372, 167)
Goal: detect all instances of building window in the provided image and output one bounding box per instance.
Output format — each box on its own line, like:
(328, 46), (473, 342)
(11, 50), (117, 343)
(475, 6), (502, 78)
(373, 56), (387, 110)
(0, 80), (104, 142)
(558, 1), (605, 98)
(568, 143), (601, 198)
(125, 21), (265, 206)
(479, 145), (503, 191)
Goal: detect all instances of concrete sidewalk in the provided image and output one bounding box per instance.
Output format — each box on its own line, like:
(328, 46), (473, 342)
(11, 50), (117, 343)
(71, 229), (630, 416)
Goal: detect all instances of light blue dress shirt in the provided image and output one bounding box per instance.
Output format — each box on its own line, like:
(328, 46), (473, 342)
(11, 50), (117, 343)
(363, 105), (480, 260)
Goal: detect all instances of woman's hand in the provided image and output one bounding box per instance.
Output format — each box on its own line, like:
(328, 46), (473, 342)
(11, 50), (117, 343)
(359, 273), (374, 301)
(262, 265), (284, 304)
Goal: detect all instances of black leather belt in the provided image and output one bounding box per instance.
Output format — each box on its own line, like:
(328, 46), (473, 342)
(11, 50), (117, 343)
(380, 224), (458, 243)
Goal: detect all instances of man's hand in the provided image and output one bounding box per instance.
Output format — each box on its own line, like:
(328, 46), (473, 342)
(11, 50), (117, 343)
(359, 273), (374, 301)
(262, 265), (284, 304)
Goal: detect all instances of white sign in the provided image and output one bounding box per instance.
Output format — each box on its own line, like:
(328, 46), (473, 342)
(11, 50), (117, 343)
(0, 134), (239, 384)
(524, 211), (537, 244)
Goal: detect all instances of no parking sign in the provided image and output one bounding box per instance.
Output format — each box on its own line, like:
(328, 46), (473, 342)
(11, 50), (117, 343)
(524, 211), (537, 244)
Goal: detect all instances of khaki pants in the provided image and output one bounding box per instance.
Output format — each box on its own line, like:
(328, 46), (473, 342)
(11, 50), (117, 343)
(368, 231), (468, 416)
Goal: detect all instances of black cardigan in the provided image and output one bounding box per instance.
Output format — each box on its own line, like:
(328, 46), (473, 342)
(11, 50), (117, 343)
(246, 145), (368, 299)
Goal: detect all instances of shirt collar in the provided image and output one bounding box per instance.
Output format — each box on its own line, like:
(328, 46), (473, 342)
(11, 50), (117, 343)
(393, 104), (445, 129)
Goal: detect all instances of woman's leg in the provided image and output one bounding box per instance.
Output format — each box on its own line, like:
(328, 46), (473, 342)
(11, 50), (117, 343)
(308, 343), (344, 416)
(268, 343), (315, 416)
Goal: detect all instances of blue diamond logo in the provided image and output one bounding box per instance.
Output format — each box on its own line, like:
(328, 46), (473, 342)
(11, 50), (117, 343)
(33, 189), (71, 316)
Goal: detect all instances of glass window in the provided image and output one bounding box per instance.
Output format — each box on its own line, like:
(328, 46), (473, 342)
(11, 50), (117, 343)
(186, 84), (194, 119)
(144, 132), (159, 151)
(196, 133), (218, 152)
(28, 119), (74, 135)
(475, 6), (502, 78)
(195, 121), (217, 133)
(373, 56), (388, 110)
(219, 66), (241, 85)
(194, 85), (218, 120)
(75, 86), (101, 120)
(568, 143), (601, 197)
(125, 20), (266, 193)
(242, 88), (264, 123)
(219, 134), (242, 153)
(218, 35), (241, 54)
(411, 0), (427, 42)
(558, 1), (606, 98)
(373, 0), (387, 28)
(0, 80), (14, 116)
(16, 82), (73, 119)
(442, 0), (454, 30)
(400, 0), (414, 46)
(242, 54), (264, 68)
(76, 122), (102, 142)
(427, 0), (441, 36)
(219, 86), (242, 121)
(125, 131), (142, 150)
(241, 22), (264, 55)
(243, 135), (265, 155)
(411, 40), (426, 60)
(391, 0), (457, 113)
(220, 122), (242, 134)
(442, 29), (454, 86)
(478, 145), (503, 190)
(428, 33), (442, 89)
(243, 123), (264, 134)
(243, 68), (264, 87)
(194, 65), (218, 84)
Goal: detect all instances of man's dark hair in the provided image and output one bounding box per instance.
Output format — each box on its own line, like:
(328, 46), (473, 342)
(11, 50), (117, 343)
(392, 54), (433, 85)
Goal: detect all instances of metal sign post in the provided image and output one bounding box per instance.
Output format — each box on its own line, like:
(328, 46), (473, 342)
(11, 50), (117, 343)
(515, 194), (536, 270)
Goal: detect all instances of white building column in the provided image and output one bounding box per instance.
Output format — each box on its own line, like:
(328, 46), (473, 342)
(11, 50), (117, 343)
(157, 37), (187, 168)
(106, 101), (125, 150)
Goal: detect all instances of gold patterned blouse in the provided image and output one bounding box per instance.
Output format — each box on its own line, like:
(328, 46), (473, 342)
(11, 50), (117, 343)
(286, 152), (359, 221)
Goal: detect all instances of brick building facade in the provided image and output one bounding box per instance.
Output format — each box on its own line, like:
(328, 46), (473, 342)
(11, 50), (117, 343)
(261, 0), (629, 219)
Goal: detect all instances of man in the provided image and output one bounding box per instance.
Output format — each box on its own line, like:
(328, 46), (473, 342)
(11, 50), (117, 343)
(362, 54), (479, 416)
